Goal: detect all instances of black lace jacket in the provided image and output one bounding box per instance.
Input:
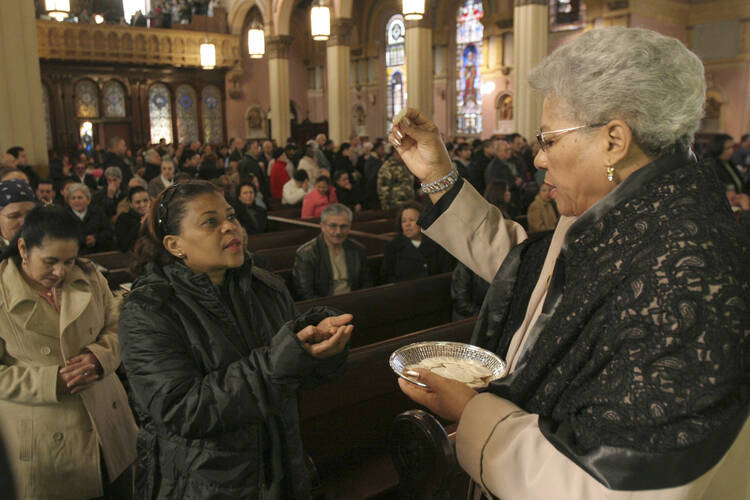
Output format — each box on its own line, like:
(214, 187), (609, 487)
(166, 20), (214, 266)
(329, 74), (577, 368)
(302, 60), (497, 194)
(471, 150), (749, 490)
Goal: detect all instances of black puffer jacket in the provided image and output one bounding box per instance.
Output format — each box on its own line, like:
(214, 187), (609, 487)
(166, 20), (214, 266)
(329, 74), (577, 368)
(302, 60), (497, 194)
(380, 233), (455, 284)
(292, 235), (372, 300)
(119, 259), (347, 499)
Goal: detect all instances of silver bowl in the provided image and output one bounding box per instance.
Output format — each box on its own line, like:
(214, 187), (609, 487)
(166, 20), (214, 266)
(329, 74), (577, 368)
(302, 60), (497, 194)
(389, 341), (506, 388)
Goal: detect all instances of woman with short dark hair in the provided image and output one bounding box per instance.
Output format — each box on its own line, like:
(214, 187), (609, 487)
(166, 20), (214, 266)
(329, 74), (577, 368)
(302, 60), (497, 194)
(0, 206), (137, 499)
(234, 181), (268, 235)
(380, 201), (454, 283)
(120, 180), (353, 499)
(114, 186), (151, 252)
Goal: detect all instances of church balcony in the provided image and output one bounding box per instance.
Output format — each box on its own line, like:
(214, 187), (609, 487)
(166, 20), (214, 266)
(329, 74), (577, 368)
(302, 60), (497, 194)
(36, 19), (240, 69)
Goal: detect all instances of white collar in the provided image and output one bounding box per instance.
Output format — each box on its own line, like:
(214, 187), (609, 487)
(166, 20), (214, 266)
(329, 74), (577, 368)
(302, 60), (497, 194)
(161, 175), (174, 187)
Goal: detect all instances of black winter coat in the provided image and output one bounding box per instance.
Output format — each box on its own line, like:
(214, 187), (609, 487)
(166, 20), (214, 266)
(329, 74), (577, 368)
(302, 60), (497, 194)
(235, 201), (268, 235)
(114, 209), (142, 252)
(380, 233), (455, 284)
(292, 235), (372, 300)
(70, 205), (114, 254)
(119, 259), (347, 499)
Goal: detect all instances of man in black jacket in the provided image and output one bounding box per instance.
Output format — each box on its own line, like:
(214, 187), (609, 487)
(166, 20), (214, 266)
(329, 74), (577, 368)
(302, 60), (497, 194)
(239, 140), (271, 200)
(102, 136), (133, 186)
(293, 203), (372, 300)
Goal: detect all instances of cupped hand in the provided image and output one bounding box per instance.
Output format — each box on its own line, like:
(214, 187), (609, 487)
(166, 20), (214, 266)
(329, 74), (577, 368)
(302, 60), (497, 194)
(398, 368), (478, 422)
(59, 352), (102, 395)
(296, 313), (354, 359)
(388, 108), (453, 184)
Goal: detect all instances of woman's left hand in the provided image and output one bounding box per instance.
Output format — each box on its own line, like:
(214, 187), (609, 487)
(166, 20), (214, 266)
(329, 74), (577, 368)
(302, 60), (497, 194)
(59, 352), (102, 394)
(398, 368), (478, 422)
(296, 313), (354, 358)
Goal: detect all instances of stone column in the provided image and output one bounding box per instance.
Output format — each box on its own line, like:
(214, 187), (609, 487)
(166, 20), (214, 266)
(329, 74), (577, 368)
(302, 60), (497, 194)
(0, 3), (49, 165)
(326, 18), (353, 145)
(267, 35), (293, 144)
(513, 0), (548, 141)
(405, 19), (433, 119)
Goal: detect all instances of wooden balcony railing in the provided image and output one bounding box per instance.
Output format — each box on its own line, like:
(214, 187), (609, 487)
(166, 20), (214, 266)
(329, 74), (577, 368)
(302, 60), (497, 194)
(36, 20), (239, 69)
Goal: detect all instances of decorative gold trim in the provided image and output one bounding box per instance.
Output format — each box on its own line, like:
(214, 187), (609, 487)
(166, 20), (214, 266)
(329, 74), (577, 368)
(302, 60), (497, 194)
(36, 20), (239, 69)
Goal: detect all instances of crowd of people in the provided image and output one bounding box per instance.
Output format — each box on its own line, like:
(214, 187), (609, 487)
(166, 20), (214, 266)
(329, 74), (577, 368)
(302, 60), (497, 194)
(0, 25), (748, 500)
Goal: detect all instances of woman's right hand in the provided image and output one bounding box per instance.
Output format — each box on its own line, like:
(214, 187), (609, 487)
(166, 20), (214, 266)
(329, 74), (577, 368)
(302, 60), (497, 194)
(296, 313), (354, 359)
(388, 108), (453, 185)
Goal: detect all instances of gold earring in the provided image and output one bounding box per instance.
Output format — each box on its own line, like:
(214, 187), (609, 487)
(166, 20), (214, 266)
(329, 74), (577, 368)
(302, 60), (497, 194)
(177, 252), (185, 259)
(606, 164), (615, 183)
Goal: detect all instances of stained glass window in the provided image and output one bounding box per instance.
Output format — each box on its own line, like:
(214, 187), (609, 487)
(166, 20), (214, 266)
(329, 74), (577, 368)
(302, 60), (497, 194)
(148, 83), (173, 144)
(176, 84), (199, 144)
(202, 85), (224, 144)
(42, 85), (53, 150)
(103, 80), (126, 118)
(456, 0), (483, 135)
(385, 14), (406, 135)
(75, 79), (99, 118)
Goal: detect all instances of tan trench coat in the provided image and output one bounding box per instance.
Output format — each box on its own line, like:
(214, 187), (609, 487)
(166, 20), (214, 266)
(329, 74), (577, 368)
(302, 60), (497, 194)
(0, 259), (137, 499)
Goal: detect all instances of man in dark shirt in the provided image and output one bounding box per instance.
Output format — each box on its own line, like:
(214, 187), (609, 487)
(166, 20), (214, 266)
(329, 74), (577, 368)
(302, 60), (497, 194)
(102, 136), (133, 186)
(6, 146), (38, 189)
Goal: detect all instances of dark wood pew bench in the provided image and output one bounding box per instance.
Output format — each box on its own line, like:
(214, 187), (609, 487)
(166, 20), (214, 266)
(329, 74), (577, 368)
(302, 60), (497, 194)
(296, 272), (453, 348)
(300, 318), (476, 499)
(85, 251), (134, 270)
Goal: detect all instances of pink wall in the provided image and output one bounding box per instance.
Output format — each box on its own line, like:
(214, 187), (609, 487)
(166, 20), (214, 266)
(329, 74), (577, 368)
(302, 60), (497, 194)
(288, 31), (311, 126)
(630, 14), (688, 44)
(707, 66), (750, 140)
(225, 56), (270, 140)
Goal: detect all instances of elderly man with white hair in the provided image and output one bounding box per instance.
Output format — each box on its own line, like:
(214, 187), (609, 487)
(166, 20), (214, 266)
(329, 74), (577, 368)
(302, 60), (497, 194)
(394, 27), (749, 500)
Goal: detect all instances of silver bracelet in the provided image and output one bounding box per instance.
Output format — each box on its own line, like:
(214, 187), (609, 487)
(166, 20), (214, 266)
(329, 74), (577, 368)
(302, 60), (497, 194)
(420, 167), (459, 194)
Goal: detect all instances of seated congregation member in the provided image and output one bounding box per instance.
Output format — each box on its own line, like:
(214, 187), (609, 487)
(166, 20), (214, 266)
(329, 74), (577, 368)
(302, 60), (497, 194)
(702, 134), (744, 194)
(115, 175), (149, 217)
(333, 142), (355, 177)
(35, 179), (59, 207)
(245, 173), (268, 210)
(526, 182), (559, 232)
(92, 166), (126, 221)
(377, 149), (416, 210)
(282, 169), (309, 206)
(197, 153), (223, 181)
(234, 181), (268, 235)
(119, 181), (353, 499)
(293, 203), (372, 300)
(115, 186), (151, 252)
(298, 143), (321, 184)
(142, 148), (163, 182)
(301, 175), (338, 219)
(68, 159), (99, 193)
(269, 147), (291, 199)
(483, 180), (512, 218)
(147, 158), (175, 198)
(66, 183), (114, 254)
(393, 27), (749, 500)
(333, 170), (364, 212)
(0, 166), (31, 184)
(0, 179), (36, 253)
(0, 206), (137, 500)
(450, 262), (490, 320)
(380, 201), (454, 283)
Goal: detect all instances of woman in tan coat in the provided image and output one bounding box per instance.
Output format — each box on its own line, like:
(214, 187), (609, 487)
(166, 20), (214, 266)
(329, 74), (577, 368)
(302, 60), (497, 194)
(526, 183), (558, 232)
(0, 206), (137, 499)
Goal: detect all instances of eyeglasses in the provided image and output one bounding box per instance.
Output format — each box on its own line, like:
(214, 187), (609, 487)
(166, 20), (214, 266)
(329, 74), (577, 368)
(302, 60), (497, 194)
(324, 223), (351, 231)
(536, 123), (607, 152)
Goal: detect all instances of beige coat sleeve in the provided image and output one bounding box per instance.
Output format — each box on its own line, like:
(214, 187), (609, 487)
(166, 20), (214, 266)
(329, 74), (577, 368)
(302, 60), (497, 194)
(84, 272), (122, 377)
(0, 340), (59, 404)
(422, 182), (527, 283)
(456, 393), (747, 500)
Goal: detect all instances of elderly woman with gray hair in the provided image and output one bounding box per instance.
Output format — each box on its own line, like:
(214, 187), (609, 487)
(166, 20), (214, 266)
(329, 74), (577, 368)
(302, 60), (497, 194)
(66, 183), (114, 254)
(392, 27), (748, 499)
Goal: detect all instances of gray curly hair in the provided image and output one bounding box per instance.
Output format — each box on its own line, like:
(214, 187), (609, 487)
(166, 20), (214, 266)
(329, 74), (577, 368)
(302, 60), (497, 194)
(529, 27), (705, 158)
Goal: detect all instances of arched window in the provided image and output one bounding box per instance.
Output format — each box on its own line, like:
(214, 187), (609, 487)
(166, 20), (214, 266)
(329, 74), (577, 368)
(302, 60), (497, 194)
(42, 85), (53, 150)
(148, 83), (173, 144)
(385, 14), (406, 134)
(175, 84), (199, 144)
(74, 79), (99, 118)
(202, 85), (224, 144)
(456, 0), (483, 135)
(103, 80), (126, 118)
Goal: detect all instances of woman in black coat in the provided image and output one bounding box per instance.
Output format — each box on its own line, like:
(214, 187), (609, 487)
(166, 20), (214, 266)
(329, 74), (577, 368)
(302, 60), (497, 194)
(119, 181), (353, 499)
(701, 133), (744, 193)
(234, 181), (268, 235)
(114, 186), (150, 252)
(380, 201), (455, 283)
(66, 183), (114, 253)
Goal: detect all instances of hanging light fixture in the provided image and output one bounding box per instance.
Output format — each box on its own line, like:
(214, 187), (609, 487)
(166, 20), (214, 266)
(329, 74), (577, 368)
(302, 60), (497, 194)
(310, 0), (330, 41)
(248, 25), (265, 59)
(45, 0), (71, 21)
(402, 0), (425, 21)
(200, 42), (216, 70)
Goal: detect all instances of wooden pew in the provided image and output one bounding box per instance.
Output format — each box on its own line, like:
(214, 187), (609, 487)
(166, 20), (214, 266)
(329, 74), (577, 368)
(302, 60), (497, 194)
(300, 318), (476, 499)
(85, 251), (134, 270)
(296, 272), (453, 348)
